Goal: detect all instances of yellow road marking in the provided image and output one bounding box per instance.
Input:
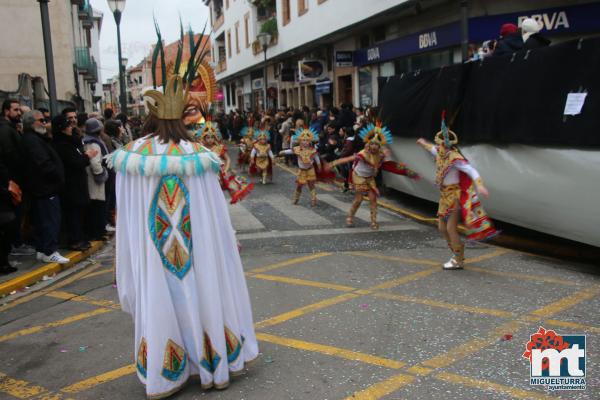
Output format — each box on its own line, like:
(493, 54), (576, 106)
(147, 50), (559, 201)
(46, 291), (121, 310)
(464, 248), (511, 264)
(545, 319), (600, 334)
(0, 241), (104, 297)
(372, 292), (514, 318)
(256, 333), (405, 369)
(365, 268), (439, 291)
(344, 373), (415, 400)
(251, 274), (357, 292)
(0, 372), (76, 399)
(375, 199), (438, 223)
(465, 265), (582, 286)
(249, 252), (332, 274)
(529, 285), (600, 317)
(80, 268), (114, 280)
(435, 372), (559, 400)
(0, 308), (112, 343)
(345, 251), (440, 267)
(0, 260), (104, 311)
(406, 366), (434, 376)
(60, 364), (136, 393)
(254, 293), (360, 329)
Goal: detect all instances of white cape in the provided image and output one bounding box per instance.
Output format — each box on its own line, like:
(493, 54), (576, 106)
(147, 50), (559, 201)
(112, 137), (258, 398)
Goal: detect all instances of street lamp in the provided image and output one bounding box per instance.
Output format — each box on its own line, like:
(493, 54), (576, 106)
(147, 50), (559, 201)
(121, 57), (128, 112)
(257, 32), (271, 111)
(108, 0), (127, 115)
(37, 0), (59, 116)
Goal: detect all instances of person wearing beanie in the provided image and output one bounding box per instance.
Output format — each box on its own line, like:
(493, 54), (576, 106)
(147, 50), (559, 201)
(521, 18), (551, 50)
(53, 115), (98, 251)
(493, 22), (523, 57)
(83, 118), (109, 241)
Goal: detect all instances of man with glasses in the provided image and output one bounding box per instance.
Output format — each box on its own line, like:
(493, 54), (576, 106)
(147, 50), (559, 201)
(20, 110), (68, 264)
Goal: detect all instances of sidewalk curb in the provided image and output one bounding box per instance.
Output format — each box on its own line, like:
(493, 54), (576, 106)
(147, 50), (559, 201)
(0, 241), (105, 297)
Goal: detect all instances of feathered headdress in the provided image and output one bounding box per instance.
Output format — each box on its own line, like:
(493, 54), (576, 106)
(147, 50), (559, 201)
(292, 126), (319, 143)
(195, 117), (222, 141)
(254, 129), (270, 141)
(358, 120), (393, 145)
(146, 18), (212, 120)
(434, 110), (458, 146)
(240, 119), (256, 139)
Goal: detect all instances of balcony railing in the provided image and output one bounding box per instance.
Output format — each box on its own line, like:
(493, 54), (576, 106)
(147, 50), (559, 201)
(84, 59), (98, 83)
(213, 14), (224, 31)
(74, 47), (91, 73)
(78, 0), (93, 20)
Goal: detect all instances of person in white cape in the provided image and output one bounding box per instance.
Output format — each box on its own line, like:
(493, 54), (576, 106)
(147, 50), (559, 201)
(108, 74), (258, 398)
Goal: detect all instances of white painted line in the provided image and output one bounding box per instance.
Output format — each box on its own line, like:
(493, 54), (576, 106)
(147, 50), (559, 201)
(319, 194), (393, 222)
(228, 202), (265, 232)
(237, 224), (420, 240)
(268, 194), (332, 226)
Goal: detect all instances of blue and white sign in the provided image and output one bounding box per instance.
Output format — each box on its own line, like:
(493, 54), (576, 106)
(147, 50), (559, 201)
(354, 2), (600, 67)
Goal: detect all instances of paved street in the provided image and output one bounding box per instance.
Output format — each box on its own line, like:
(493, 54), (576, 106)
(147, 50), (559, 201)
(0, 160), (598, 400)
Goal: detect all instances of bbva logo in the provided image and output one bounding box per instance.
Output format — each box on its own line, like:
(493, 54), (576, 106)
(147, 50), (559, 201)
(518, 11), (570, 31)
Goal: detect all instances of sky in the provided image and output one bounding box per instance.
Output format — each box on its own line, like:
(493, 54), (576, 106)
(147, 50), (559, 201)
(89, 0), (210, 83)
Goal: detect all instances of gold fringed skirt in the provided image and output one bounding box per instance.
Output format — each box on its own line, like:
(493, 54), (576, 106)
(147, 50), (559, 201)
(438, 184), (461, 217)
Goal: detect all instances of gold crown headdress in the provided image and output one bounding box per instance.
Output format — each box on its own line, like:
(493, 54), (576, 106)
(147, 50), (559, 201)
(434, 111), (458, 146)
(146, 18), (212, 120)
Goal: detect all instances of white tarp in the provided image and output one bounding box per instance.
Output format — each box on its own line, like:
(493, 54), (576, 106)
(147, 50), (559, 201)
(384, 138), (600, 247)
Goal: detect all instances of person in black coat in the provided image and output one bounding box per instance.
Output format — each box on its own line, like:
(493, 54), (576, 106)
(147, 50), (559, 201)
(52, 115), (97, 251)
(20, 110), (69, 264)
(493, 23), (523, 57)
(0, 159), (17, 274)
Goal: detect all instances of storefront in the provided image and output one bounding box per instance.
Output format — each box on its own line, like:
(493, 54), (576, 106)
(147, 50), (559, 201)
(353, 2), (600, 106)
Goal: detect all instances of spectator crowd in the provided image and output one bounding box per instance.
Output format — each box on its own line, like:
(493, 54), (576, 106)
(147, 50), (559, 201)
(0, 101), (133, 275)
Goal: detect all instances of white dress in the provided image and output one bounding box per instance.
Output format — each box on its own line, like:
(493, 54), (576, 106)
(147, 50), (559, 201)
(109, 136), (259, 399)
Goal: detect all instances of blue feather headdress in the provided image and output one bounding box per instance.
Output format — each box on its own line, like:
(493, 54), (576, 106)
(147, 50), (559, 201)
(292, 126), (319, 143)
(254, 129), (270, 141)
(358, 120), (393, 145)
(194, 120), (222, 141)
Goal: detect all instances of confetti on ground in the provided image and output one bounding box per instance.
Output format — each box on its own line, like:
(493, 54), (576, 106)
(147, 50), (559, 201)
(501, 334), (513, 341)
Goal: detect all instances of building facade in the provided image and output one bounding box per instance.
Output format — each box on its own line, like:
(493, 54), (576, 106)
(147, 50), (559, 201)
(0, 0), (103, 113)
(205, 0), (600, 113)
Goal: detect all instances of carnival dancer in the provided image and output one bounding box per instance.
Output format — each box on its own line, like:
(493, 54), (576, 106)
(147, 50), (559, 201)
(416, 113), (497, 270)
(327, 121), (419, 230)
(237, 122), (256, 172)
(249, 129), (274, 185)
(195, 120), (254, 204)
(279, 126), (328, 206)
(108, 28), (258, 398)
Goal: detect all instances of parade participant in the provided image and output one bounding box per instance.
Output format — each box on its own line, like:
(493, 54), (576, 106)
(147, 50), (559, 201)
(328, 121), (419, 230)
(108, 27), (258, 397)
(416, 113), (497, 270)
(249, 128), (274, 185)
(279, 126), (325, 206)
(196, 119), (253, 204)
(237, 122), (255, 172)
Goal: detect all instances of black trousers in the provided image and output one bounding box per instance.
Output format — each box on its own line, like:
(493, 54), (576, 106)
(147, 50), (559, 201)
(63, 203), (87, 246)
(32, 196), (61, 256)
(0, 219), (15, 266)
(86, 200), (107, 240)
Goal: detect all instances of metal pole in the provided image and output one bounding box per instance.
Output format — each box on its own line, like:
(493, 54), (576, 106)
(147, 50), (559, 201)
(114, 10), (127, 115)
(38, 0), (59, 117)
(460, 0), (469, 62)
(263, 47), (268, 112)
